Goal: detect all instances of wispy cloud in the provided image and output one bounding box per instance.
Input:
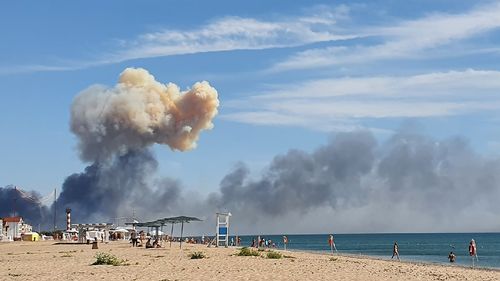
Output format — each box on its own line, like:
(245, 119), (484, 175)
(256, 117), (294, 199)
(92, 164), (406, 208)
(271, 2), (500, 71)
(113, 12), (356, 62)
(0, 6), (357, 75)
(222, 69), (500, 130)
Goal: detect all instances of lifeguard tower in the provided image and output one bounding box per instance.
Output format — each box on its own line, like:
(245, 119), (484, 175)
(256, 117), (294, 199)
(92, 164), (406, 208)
(215, 212), (231, 247)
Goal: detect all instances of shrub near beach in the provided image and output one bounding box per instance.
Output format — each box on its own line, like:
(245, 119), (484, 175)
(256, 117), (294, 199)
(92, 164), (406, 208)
(266, 251), (283, 259)
(92, 252), (128, 266)
(189, 251), (206, 259)
(237, 247), (260, 257)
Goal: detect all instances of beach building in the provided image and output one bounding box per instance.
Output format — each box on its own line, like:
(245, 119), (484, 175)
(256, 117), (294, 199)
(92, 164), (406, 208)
(2, 217), (32, 241)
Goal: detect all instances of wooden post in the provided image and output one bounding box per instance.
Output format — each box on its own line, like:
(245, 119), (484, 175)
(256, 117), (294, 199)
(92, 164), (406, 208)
(170, 223), (174, 248)
(179, 221), (184, 249)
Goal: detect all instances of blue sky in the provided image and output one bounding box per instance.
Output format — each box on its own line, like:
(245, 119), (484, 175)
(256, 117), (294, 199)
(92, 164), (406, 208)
(2, 0), (500, 198)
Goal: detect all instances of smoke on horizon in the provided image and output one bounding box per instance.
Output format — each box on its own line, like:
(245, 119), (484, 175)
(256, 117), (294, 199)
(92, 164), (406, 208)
(0, 185), (50, 227)
(3, 67), (500, 234)
(4, 130), (500, 234)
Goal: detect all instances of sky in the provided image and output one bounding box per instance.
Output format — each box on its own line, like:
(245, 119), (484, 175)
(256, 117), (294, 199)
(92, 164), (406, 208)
(2, 0), (500, 234)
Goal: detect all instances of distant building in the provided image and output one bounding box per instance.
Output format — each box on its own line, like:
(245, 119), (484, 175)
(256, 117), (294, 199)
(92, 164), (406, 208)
(2, 217), (32, 241)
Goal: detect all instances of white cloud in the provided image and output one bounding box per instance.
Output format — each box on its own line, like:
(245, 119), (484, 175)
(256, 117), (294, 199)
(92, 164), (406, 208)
(222, 69), (500, 130)
(256, 69), (500, 99)
(111, 12), (356, 63)
(0, 6), (358, 75)
(271, 2), (500, 71)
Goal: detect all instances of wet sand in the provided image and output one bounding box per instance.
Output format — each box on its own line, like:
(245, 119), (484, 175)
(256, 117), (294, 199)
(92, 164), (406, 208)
(1, 240), (499, 281)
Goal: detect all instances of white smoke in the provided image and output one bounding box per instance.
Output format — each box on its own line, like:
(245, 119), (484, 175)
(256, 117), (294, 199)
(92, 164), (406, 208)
(71, 67), (219, 162)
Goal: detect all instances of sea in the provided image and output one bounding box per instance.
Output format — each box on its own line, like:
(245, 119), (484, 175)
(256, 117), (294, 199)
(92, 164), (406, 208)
(232, 233), (500, 269)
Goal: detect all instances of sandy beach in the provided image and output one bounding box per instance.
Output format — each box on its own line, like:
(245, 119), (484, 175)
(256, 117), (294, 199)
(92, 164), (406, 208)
(1, 241), (499, 281)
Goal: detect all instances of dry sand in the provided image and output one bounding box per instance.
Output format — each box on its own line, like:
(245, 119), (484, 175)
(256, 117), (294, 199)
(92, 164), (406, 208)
(1, 240), (499, 281)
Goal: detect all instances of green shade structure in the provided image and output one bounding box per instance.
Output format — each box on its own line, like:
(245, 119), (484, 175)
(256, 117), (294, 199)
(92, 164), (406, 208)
(135, 216), (202, 249)
(157, 216), (202, 248)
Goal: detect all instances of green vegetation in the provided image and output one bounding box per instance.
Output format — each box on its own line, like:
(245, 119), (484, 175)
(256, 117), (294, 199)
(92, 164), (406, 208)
(237, 247), (260, 257)
(189, 251), (206, 259)
(92, 252), (128, 266)
(266, 251), (283, 259)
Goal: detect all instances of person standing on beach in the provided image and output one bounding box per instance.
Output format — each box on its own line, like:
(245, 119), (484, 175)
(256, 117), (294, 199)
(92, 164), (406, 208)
(328, 234), (337, 254)
(469, 239), (478, 266)
(392, 242), (400, 261)
(130, 230), (138, 247)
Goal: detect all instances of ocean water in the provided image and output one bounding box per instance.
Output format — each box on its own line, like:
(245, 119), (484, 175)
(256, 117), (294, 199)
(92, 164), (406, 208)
(233, 233), (500, 269)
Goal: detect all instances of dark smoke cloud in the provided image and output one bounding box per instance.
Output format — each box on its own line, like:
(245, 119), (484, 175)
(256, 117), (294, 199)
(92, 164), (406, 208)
(0, 185), (49, 226)
(56, 149), (182, 224)
(49, 67), (218, 229)
(6, 130), (500, 234)
(210, 131), (376, 216)
(209, 130), (500, 233)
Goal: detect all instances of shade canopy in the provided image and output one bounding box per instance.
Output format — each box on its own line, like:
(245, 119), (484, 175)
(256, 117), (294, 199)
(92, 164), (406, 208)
(157, 216), (202, 224)
(135, 222), (162, 228)
(133, 216), (202, 249)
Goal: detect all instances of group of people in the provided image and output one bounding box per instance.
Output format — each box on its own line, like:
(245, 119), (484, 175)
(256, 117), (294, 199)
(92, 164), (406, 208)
(391, 239), (479, 264)
(230, 236), (242, 246)
(448, 239), (479, 265)
(128, 230), (480, 266)
(251, 237), (277, 248)
(130, 230), (162, 248)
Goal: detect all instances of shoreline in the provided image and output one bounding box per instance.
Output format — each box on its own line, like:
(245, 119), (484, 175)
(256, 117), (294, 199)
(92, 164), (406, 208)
(281, 247), (500, 272)
(2, 241), (500, 281)
(284, 248), (500, 272)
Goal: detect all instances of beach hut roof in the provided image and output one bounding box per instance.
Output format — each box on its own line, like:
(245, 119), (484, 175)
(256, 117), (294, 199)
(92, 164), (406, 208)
(3, 216), (22, 223)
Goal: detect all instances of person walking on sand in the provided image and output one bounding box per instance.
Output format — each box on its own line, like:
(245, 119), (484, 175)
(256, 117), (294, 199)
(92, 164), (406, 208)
(130, 230), (138, 247)
(469, 239), (478, 267)
(328, 234), (337, 254)
(392, 242), (400, 261)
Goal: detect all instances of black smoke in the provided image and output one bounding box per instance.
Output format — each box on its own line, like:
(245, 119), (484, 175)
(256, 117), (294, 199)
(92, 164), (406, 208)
(209, 130), (500, 233)
(5, 130), (500, 233)
(209, 131), (376, 216)
(56, 149), (182, 225)
(0, 185), (49, 227)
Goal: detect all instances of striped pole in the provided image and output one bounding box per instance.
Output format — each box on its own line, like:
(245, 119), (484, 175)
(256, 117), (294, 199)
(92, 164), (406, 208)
(66, 208), (71, 231)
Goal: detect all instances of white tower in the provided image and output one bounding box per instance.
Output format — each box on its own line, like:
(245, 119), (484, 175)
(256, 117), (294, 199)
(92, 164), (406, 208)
(216, 212), (231, 247)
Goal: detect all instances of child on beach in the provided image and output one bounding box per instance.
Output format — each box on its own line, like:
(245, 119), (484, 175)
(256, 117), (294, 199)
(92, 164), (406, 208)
(392, 242), (400, 261)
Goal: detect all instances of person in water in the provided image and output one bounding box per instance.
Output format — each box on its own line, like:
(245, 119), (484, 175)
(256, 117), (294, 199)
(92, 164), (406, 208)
(392, 242), (400, 261)
(448, 252), (456, 263)
(469, 239), (478, 266)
